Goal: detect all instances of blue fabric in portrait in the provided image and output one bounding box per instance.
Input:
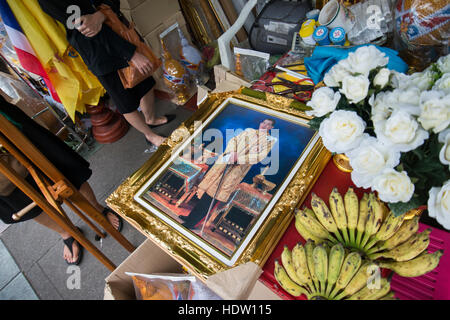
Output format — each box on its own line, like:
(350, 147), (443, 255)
(202, 103), (315, 192)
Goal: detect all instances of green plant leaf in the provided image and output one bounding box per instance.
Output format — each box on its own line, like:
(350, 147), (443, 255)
(308, 116), (327, 131)
(388, 196), (425, 217)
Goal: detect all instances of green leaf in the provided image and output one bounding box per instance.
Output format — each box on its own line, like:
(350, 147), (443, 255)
(388, 196), (425, 217)
(308, 116), (327, 131)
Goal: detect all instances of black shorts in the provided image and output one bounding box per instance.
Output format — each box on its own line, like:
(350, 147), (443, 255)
(96, 72), (156, 114)
(0, 175), (43, 224)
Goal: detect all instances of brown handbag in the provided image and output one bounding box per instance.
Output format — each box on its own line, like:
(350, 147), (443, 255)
(98, 4), (162, 89)
(0, 153), (29, 197)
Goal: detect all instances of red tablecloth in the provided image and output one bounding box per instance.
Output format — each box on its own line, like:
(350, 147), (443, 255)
(259, 159), (450, 300)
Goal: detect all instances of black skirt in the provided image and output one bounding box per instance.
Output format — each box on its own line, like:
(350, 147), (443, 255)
(96, 72), (156, 114)
(0, 96), (93, 224)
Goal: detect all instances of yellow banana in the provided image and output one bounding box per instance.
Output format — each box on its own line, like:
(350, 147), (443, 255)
(329, 188), (350, 245)
(380, 291), (398, 300)
(329, 251), (362, 299)
(313, 244), (328, 295)
(274, 260), (309, 297)
(370, 228), (432, 261)
(372, 196), (385, 234)
(355, 193), (369, 248)
(325, 243), (345, 298)
(311, 193), (345, 243)
(291, 243), (314, 292)
(368, 215), (420, 254)
(294, 211), (325, 243)
(281, 245), (303, 286)
(304, 240), (320, 291)
(344, 187), (359, 247)
(363, 210), (404, 251)
(347, 277), (391, 300)
(360, 193), (379, 248)
(378, 250), (444, 277)
(333, 261), (378, 300)
(295, 208), (335, 242)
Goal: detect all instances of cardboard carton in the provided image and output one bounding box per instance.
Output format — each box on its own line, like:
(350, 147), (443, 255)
(104, 238), (281, 300)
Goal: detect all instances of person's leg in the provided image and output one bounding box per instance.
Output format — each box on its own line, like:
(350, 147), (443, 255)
(122, 110), (166, 146)
(78, 182), (119, 230)
(33, 212), (79, 264)
(140, 88), (168, 126)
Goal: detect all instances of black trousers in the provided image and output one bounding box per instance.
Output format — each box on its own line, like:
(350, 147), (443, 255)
(182, 194), (223, 229)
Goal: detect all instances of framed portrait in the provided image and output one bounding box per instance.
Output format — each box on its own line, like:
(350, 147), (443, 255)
(107, 89), (331, 279)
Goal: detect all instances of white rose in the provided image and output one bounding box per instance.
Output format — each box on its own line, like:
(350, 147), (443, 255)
(437, 54), (450, 73)
(306, 87), (341, 117)
(428, 181), (450, 230)
(390, 71), (410, 89)
(370, 91), (397, 123)
(324, 64), (351, 87)
(346, 136), (401, 188)
(375, 109), (429, 152)
(396, 87), (421, 108)
(433, 73), (450, 94)
(339, 45), (389, 76)
(372, 169), (415, 203)
(418, 90), (450, 133)
(439, 129), (450, 168)
(373, 68), (391, 89)
(406, 70), (435, 91)
(340, 75), (370, 104)
(319, 110), (367, 154)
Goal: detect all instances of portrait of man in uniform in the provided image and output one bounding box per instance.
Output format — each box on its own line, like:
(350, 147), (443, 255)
(180, 119), (278, 231)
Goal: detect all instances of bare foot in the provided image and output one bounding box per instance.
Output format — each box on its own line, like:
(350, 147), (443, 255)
(63, 237), (80, 264)
(146, 116), (168, 126)
(146, 135), (166, 147)
(106, 211), (120, 230)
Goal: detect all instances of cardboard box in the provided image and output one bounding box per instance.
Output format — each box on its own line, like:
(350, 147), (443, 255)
(143, 11), (192, 96)
(104, 239), (184, 300)
(119, 1), (191, 99)
(104, 238), (281, 300)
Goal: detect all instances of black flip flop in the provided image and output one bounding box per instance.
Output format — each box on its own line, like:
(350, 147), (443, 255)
(147, 114), (176, 129)
(102, 207), (123, 233)
(94, 207), (124, 241)
(63, 227), (84, 266)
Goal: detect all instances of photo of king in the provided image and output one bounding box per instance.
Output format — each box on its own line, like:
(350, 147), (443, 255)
(180, 119), (278, 229)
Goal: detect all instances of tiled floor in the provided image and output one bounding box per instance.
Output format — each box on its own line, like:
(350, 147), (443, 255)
(0, 239), (38, 300)
(0, 98), (194, 300)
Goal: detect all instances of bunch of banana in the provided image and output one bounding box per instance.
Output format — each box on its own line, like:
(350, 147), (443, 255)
(294, 187), (445, 278)
(274, 241), (396, 300)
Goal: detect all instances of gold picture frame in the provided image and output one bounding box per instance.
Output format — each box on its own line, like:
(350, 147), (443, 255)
(106, 89), (331, 280)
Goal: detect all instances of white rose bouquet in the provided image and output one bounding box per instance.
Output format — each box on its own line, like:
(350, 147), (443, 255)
(307, 46), (450, 227)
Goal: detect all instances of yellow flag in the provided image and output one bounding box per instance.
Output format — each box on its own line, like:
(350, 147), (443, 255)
(7, 0), (105, 122)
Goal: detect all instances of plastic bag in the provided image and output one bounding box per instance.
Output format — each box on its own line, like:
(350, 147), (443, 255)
(233, 47), (270, 82)
(127, 272), (223, 300)
(347, 0), (395, 45)
(393, 0), (449, 71)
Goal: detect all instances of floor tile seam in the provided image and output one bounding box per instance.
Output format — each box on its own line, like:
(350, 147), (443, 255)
(29, 261), (64, 300)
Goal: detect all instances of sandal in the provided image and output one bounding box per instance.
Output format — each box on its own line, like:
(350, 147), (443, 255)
(94, 207), (124, 241)
(147, 114), (176, 129)
(63, 227), (84, 266)
(102, 207), (123, 232)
